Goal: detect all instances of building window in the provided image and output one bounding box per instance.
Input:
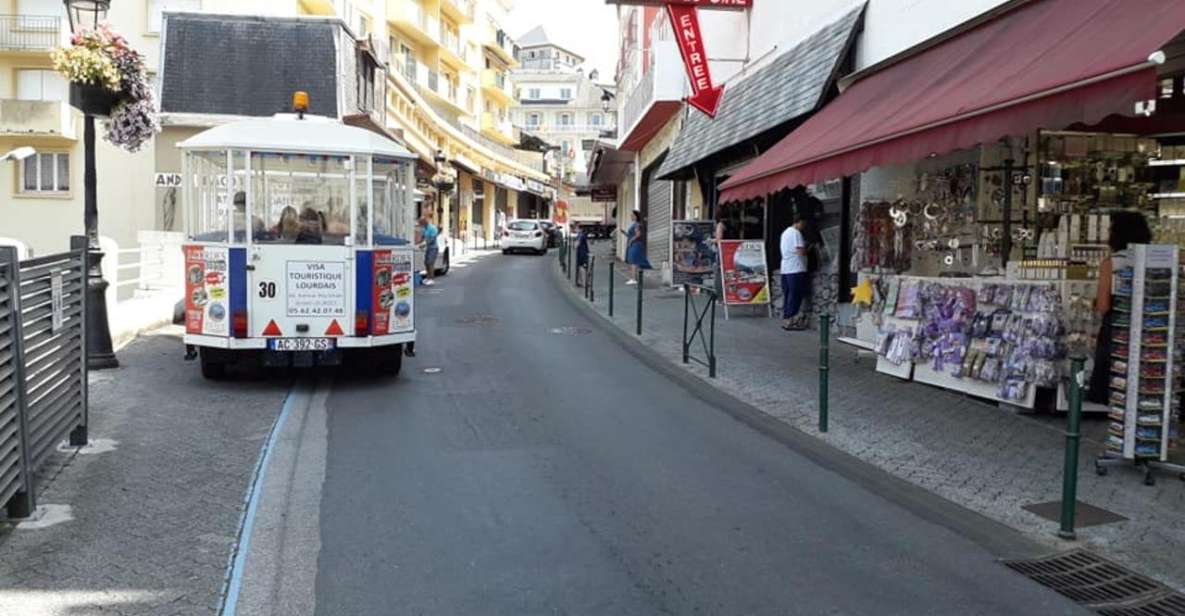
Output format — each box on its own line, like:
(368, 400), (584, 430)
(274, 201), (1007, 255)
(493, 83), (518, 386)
(557, 112), (572, 127)
(560, 88), (572, 100)
(16, 69), (66, 101)
(527, 112), (541, 128)
(358, 14), (371, 36)
(466, 86), (476, 112)
(527, 88), (540, 99)
(146, 0), (200, 34)
(21, 153), (70, 194)
(589, 113), (602, 127)
(582, 139), (596, 151)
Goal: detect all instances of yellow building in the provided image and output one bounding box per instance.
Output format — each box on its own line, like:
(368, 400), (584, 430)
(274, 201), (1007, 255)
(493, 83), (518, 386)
(296, 0), (554, 242)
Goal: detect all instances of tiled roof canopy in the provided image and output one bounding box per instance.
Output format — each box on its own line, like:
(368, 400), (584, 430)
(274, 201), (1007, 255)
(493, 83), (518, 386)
(655, 5), (864, 180)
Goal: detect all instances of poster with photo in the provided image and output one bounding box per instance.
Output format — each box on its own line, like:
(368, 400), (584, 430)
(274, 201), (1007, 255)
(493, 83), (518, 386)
(371, 249), (415, 335)
(671, 221), (717, 287)
(719, 240), (770, 306)
(183, 245), (229, 336)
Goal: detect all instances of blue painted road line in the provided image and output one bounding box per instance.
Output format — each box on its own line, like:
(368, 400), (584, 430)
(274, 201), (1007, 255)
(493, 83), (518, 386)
(219, 382), (307, 616)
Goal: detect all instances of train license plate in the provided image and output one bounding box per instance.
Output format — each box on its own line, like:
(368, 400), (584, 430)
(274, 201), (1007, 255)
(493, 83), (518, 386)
(269, 338), (335, 351)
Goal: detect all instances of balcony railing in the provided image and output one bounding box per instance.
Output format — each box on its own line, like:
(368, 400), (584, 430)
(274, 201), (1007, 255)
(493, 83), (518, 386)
(0, 15), (62, 51)
(619, 38), (684, 143)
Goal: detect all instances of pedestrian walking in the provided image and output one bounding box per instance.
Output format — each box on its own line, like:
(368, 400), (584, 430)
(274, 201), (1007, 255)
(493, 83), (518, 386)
(574, 224), (590, 287)
(418, 215), (440, 287)
(779, 215), (809, 331)
(623, 210), (651, 285)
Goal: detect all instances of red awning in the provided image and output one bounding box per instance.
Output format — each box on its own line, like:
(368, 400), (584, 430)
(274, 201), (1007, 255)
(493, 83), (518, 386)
(719, 0), (1185, 203)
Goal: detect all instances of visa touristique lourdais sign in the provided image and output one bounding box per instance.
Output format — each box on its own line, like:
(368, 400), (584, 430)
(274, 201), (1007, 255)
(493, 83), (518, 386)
(605, 0), (754, 118)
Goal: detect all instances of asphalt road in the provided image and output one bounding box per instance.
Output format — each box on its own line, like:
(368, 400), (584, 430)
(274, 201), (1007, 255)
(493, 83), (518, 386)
(243, 250), (1089, 616)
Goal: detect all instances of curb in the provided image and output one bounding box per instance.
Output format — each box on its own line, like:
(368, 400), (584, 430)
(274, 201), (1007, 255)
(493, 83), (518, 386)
(549, 259), (1054, 561)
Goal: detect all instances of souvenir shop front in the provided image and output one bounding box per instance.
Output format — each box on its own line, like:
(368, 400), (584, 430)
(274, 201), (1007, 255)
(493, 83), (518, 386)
(716, 0), (1185, 472)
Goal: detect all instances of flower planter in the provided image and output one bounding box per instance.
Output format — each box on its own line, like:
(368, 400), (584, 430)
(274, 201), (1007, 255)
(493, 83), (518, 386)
(69, 83), (122, 118)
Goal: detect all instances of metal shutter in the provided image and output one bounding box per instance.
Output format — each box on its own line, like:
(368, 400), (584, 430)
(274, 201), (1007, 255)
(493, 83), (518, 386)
(646, 179), (672, 269)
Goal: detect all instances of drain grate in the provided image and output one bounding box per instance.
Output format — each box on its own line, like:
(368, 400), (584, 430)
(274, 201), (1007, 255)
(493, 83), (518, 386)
(1100, 593), (1185, 616)
(1005, 550), (1185, 614)
(456, 314), (499, 326)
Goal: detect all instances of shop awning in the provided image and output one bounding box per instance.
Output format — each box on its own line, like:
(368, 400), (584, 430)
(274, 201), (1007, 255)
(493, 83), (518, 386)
(654, 4), (865, 181)
(718, 0), (1185, 203)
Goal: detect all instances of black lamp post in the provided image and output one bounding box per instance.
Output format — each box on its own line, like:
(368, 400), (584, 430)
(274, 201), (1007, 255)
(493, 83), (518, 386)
(65, 0), (118, 369)
(431, 150), (456, 237)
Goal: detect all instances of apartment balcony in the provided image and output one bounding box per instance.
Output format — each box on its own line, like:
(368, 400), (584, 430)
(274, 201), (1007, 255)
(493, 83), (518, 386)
(480, 69), (514, 105)
(618, 38), (684, 152)
(400, 59), (467, 115)
(387, 0), (438, 48)
(437, 27), (467, 71)
(0, 15), (65, 54)
(439, 0), (474, 25)
(0, 99), (75, 140)
(482, 27), (518, 67)
(481, 112), (515, 145)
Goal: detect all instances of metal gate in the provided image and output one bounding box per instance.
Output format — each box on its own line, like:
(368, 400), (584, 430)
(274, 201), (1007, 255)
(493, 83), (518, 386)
(646, 178), (672, 274)
(0, 243), (88, 518)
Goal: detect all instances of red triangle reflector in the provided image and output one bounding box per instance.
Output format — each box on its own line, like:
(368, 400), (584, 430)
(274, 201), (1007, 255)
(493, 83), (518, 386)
(325, 319), (344, 336)
(262, 320), (282, 336)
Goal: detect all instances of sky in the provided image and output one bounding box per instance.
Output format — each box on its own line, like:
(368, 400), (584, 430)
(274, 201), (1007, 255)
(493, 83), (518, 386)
(506, 0), (620, 82)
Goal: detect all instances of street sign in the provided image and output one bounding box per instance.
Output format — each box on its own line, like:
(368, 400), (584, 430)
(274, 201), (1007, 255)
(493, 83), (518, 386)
(667, 4), (724, 118)
(608, 0), (751, 118)
(590, 187), (617, 202)
(605, 0), (751, 8)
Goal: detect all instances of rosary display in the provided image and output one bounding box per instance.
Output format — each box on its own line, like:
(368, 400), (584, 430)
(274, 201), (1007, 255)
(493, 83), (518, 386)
(874, 278), (1072, 404)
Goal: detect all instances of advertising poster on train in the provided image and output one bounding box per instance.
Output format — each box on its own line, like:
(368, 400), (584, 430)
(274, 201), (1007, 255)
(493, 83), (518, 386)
(718, 240), (770, 305)
(184, 245), (230, 336)
(371, 250), (415, 335)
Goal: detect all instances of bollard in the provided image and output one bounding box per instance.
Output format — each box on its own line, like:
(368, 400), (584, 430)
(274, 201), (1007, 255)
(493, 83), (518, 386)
(819, 313), (831, 433)
(608, 258), (615, 317)
(635, 269), (644, 336)
(568, 237), (575, 282)
(589, 256), (596, 303)
(1059, 356), (1086, 540)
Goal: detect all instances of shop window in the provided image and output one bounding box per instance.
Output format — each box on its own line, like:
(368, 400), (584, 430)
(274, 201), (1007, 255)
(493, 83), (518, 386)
(21, 153), (69, 194)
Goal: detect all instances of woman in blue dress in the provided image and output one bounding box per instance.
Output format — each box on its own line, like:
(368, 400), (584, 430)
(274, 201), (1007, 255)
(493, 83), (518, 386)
(623, 210), (651, 285)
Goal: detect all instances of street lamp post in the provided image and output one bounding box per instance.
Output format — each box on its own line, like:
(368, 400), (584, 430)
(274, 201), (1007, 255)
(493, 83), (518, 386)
(431, 150), (456, 246)
(64, 0), (118, 369)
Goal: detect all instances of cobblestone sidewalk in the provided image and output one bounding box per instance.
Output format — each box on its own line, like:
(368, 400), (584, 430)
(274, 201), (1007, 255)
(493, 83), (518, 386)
(569, 241), (1185, 592)
(0, 329), (290, 615)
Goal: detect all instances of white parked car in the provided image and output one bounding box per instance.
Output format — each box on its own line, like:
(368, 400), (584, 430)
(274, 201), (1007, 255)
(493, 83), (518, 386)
(501, 220), (548, 255)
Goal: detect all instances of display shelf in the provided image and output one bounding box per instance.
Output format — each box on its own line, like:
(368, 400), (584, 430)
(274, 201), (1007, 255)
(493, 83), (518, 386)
(914, 363), (1038, 409)
(1148, 159), (1185, 167)
(837, 336), (877, 351)
(1151, 192), (1185, 199)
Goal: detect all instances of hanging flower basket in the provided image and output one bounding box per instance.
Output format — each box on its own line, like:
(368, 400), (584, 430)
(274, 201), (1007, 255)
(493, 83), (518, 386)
(69, 82), (122, 117)
(53, 24), (159, 152)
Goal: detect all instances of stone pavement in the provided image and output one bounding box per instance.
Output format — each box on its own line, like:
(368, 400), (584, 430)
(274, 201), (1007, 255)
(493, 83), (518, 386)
(569, 240), (1185, 592)
(0, 329), (290, 615)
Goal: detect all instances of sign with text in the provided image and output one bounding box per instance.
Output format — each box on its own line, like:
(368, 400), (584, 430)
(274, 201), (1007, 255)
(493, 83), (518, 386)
(605, 0), (751, 8)
(671, 221), (717, 286)
(718, 240), (770, 305)
(285, 261), (346, 317)
(667, 4), (724, 117)
(591, 187), (617, 202)
(184, 245), (230, 336)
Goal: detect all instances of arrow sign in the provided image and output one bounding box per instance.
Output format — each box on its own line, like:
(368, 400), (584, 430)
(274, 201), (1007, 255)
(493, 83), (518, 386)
(666, 3), (724, 118)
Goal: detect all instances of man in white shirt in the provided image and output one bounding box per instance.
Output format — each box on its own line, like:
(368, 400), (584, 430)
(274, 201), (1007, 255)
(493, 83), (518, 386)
(779, 215), (809, 331)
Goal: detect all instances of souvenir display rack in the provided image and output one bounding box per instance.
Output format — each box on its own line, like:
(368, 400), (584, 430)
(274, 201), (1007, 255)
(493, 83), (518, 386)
(869, 275), (1096, 410)
(1096, 244), (1185, 485)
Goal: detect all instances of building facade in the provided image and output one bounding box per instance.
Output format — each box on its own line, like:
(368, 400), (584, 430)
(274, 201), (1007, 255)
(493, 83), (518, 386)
(2, 0), (554, 259)
(510, 25), (616, 226)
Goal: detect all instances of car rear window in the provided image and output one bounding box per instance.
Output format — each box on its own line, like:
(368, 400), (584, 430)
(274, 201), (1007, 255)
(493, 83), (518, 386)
(508, 221), (538, 231)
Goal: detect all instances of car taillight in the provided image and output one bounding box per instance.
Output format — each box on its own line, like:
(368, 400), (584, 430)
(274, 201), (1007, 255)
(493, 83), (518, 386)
(232, 311), (248, 338)
(355, 312), (369, 337)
